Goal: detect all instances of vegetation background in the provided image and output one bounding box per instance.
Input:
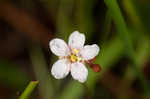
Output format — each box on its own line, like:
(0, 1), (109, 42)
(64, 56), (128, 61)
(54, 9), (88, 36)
(0, 0), (150, 99)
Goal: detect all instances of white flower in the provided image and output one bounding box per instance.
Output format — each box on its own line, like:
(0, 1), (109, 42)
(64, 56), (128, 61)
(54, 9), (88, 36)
(49, 31), (100, 83)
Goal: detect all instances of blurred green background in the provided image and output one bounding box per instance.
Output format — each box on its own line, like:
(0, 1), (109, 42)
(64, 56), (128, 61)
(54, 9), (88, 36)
(0, 0), (150, 99)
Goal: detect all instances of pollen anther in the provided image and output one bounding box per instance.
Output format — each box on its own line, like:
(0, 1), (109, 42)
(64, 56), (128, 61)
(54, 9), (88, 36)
(77, 57), (82, 62)
(73, 48), (79, 54)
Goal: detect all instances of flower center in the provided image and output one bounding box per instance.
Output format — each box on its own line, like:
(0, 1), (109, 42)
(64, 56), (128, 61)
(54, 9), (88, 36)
(70, 48), (82, 62)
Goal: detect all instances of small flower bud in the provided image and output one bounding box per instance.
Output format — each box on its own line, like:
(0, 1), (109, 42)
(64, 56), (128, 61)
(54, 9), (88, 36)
(90, 64), (101, 72)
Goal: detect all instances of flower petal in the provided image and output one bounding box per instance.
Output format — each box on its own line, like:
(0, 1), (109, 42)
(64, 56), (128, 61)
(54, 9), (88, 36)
(80, 44), (100, 60)
(51, 59), (70, 79)
(71, 62), (88, 83)
(68, 31), (85, 50)
(49, 38), (70, 56)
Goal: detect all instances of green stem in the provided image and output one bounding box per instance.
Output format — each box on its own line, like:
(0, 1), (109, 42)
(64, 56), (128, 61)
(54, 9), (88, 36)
(20, 81), (39, 99)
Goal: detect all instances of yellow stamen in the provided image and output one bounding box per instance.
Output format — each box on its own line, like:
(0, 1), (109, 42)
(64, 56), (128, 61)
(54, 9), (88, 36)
(73, 48), (79, 54)
(70, 49), (82, 62)
(70, 54), (77, 62)
(77, 56), (82, 62)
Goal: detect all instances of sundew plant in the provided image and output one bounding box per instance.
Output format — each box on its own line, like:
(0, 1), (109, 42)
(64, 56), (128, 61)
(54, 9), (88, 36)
(0, 0), (150, 99)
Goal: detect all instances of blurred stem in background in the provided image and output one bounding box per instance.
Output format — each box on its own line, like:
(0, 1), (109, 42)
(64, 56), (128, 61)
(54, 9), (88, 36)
(102, 9), (112, 42)
(56, 0), (74, 39)
(104, 0), (150, 96)
(29, 45), (54, 99)
(76, 0), (95, 40)
(118, 36), (150, 99)
(122, 0), (146, 34)
(20, 81), (39, 99)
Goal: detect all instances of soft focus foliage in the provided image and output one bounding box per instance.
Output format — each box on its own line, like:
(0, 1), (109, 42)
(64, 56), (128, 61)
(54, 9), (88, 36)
(0, 0), (150, 99)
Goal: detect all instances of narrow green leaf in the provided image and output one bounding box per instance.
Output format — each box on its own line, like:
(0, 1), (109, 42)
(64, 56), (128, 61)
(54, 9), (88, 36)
(20, 81), (39, 99)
